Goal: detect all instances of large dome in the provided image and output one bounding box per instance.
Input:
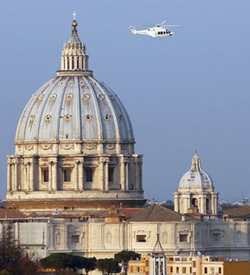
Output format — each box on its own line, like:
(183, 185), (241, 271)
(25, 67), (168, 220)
(6, 18), (144, 212)
(178, 153), (213, 190)
(15, 76), (134, 142)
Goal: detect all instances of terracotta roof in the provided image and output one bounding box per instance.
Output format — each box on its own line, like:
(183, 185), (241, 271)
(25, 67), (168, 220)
(0, 208), (27, 219)
(120, 208), (144, 219)
(129, 204), (195, 222)
(223, 206), (250, 219)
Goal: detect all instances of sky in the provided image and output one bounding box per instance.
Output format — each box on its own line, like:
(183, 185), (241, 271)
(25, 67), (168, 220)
(0, 0), (250, 202)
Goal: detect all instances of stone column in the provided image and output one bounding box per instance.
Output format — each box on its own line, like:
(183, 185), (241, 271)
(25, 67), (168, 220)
(212, 193), (218, 215)
(99, 158), (105, 190)
(52, 161), (58, 191)
(200, 197), (205, 214)
(79, 56), (83, 70)
(29, 159), (34, 191)
(79, 160), (84, 190)
(49, 161), (53, 191)
(14, 160), (19, 191)
(105, 161), (109, 191)
(61, 57), (64, 70)
(120, 157), (125, 190)
(125, 161), (129, 190)
(25, 162), (30, 191)
(64, 56), (68, 70)
(69, 56), (73, 70)
(135, 157), (142, 191)
(11, 163), (15, 191)
(174, 192), (179, 212)
(74, 161), (79, 191)
(120, 156), (129, 191)
(7, 159), (11, 191)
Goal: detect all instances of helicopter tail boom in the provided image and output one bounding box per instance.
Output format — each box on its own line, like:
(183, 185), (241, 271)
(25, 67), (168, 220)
(128, 24), (137, 34)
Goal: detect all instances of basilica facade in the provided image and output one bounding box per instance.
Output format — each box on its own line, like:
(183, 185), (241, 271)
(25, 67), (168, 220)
(2, 17), (250, 269)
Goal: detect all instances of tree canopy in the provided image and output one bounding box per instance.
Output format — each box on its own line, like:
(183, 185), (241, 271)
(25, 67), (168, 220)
(97, 258), (121, 275)
(40, 253), (96, 273)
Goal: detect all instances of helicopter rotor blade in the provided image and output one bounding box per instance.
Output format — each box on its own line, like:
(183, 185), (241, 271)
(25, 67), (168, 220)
(158, 20), (166, 26)
(162, 24), (180, 27)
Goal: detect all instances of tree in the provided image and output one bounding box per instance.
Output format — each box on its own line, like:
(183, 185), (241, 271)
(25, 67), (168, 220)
(97, 258), (121, 275)
(114, 250), (141, 274)
(40, 254), (97, 273)
(83, 257), (97, 274)
(0, 239), (39, 275)
(40, 253), (72, 270)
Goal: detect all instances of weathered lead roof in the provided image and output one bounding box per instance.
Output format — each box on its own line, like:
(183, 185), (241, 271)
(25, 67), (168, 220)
(179, 153), (214, 189)
(15, 76), (134, 142)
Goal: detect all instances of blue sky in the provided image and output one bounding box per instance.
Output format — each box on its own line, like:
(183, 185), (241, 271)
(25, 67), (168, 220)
(0, 0), (250, 202)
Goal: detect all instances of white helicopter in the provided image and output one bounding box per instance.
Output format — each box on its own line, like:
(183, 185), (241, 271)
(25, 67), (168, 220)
(128, 20), (178, 38)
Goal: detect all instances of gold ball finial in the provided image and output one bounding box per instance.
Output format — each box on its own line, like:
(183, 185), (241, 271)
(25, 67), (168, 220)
(72, 11), (78, 28)
(72, 20), (78, 28)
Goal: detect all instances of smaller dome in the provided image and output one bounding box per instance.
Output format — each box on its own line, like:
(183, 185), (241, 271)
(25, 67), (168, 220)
(179, 153), (213, 189)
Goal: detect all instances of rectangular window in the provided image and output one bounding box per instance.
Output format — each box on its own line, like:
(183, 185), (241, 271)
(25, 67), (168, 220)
(204, 267), (207, 274)
(71, 235), (79, 243)
(182, 267), (186, 273)
(219, 267), (222, 273)
(136, 235), (146, 242)
(193, 261), (196, 267)
(43, 169), (49, 182)
(170, 267), (173, 272)
(63, 169), (71, 182)
(108, 167), (114, 182)
(85, 168), (93, 182)
(180, 233), (188, 242)
(176, 267), (179, 273)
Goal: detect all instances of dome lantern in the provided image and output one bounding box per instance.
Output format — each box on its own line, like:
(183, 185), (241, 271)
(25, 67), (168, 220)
(57, 12), (92, 77)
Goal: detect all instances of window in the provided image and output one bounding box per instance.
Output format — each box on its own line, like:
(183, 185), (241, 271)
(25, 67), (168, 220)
(176, 267), (179, 273)
(192, 261), (196, 267)
(170, 267), (173, 272)
(85, 168), (93, 182)
(136, 235), (146, 242)
(108, 167), (114, 182)
(71, 235), (79, 243)
(63, 169), (71, 182)
(191, 198), (198, 208)
(182, 267), (186, 273)
(180, 233), (188, 242)
(204, 267), (207, 273)
(219, 267), (222, 273)
(43, 169), (49, 182)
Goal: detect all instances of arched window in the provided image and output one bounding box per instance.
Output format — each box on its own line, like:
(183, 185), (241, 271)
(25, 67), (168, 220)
(191, 198), (198, 208)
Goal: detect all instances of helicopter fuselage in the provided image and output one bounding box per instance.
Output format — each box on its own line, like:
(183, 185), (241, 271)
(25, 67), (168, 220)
(130, 26), (174, 38)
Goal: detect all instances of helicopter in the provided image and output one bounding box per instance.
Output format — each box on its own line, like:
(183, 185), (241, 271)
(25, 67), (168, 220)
(128, 20), (178, 38)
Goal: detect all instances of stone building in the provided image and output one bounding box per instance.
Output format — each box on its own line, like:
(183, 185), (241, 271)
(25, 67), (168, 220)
(5, 18), (144, 213)
(2, 15), (250, 271)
